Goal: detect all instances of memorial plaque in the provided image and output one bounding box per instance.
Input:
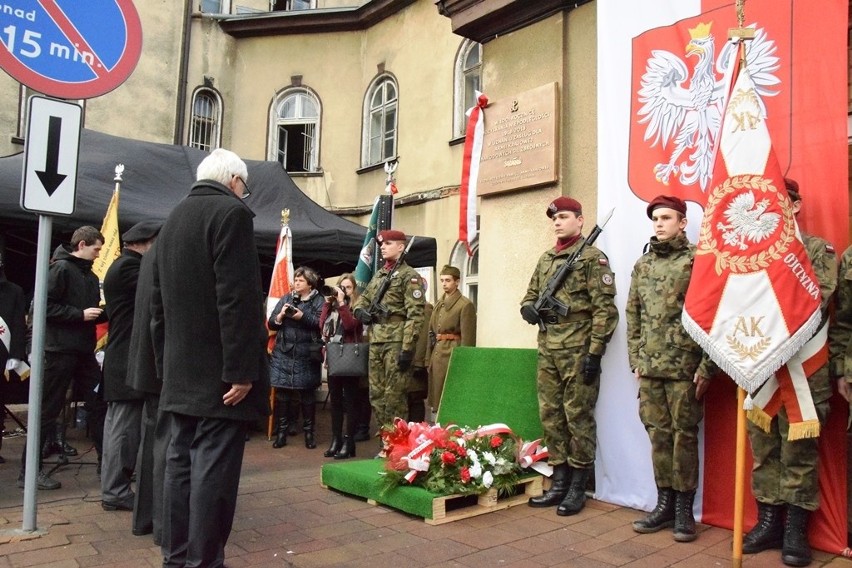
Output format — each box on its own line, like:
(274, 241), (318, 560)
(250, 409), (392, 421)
(478, 82), (559, 196)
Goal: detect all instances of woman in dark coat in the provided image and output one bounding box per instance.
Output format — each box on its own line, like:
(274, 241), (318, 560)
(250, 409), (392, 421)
(268, 266), (324, 449)
(318, 274), (363, 459)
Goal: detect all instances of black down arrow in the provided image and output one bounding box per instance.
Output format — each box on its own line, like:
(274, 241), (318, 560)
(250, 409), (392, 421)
(36, 116), (66, 196)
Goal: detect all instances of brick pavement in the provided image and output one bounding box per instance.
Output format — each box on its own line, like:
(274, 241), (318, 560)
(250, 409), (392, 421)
(1, 405), (850, 567)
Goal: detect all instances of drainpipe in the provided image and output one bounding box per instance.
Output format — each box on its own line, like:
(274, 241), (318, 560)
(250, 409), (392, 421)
(174, 0), (193, 144)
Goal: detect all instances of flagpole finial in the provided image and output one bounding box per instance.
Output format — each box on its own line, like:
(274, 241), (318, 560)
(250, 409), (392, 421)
(384, 160), (399, 195)
(281, 209), (290, 226)
(114, 164), (124, 182)
(729, 0), (756, 41)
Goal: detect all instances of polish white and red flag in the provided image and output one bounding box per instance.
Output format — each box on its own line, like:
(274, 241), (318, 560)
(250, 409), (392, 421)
(681, 56), (822, 398)
(459, 92), (487, 256)
(266, 222), (293, 352)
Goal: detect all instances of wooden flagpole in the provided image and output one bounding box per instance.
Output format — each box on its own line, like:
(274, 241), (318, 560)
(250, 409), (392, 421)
(729, 3), (755, 566)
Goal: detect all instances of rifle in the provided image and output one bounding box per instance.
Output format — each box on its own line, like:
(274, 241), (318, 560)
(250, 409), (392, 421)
(531, 208), (614, 332)
(365, 236), (416, 321)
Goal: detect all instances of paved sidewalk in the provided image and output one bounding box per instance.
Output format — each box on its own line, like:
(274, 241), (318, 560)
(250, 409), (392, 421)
(1, 405), (850, 568)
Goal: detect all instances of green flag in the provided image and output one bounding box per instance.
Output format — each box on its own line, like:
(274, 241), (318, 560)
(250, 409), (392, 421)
(354, 197), (381, 291)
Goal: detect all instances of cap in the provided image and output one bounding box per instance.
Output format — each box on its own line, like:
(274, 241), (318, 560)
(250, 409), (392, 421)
(546, 197), (582, 218)
(122, 220), (162, 244)
(784, 178), (801, 202)
(377, 229), (406, 243)
(440, 265), (461, 278)
(646, 195), (687, 219)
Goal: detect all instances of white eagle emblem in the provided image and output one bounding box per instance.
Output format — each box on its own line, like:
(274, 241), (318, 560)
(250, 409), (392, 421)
(716, 191), (781, 251)
(637, 22), (780, 191)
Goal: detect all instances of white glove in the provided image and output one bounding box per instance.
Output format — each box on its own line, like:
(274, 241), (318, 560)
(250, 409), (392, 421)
(6, 358), (19, 371)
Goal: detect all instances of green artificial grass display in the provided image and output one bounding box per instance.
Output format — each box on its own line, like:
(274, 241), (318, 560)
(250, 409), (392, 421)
(321, 347), (543, 519)
(436, 347), (542, 442)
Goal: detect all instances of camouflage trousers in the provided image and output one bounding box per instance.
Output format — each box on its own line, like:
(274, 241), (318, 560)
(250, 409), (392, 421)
(748, 371), (831, 511)
(536, 345), (599, 468)
(638, 378), (703, 492)
(368, 342), (412, 432)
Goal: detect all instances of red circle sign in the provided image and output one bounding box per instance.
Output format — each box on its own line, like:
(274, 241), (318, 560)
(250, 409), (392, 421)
(0, 0), (143, 99)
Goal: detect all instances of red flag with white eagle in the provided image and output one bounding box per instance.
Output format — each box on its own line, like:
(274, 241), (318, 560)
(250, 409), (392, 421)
(681, 49), (822, 430)
(459, 92), (487, 256)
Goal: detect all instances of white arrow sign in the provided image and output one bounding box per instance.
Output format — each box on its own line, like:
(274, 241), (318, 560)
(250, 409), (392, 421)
(20, 96), (82, 215)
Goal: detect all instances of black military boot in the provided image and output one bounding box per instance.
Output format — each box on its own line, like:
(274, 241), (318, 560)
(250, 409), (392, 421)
(673, 490), (697, 542)
(781, 505), (812, 567)
(632, 487), (675, 533)
(743, 501), (784, 554)
(529, 463), (570, 507)
(272, 417), (288, 448)
(557, 466), (591, 516)
(56, 426), (78, 457)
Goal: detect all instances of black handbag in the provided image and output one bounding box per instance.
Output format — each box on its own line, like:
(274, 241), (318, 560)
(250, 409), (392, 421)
(325, 320), (369, 377)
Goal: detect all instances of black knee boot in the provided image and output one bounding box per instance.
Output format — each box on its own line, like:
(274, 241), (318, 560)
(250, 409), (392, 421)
(529, 463), (571, 507)
(633, 487), (675, 533)
(557, 466), (591, 516)
(302, 399), (316, 449)
(272, 416), (288, 448)
(743, 501), (784, 553)
(781, 505), (812, 567)
(324, 401), (343, 457)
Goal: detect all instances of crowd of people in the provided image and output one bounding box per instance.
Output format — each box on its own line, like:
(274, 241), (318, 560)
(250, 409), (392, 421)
(2, 144), (850, 568)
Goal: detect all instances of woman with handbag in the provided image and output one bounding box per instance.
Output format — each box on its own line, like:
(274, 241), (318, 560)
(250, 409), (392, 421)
(319, 274), (364, 459)
(268, 266), (325, 449)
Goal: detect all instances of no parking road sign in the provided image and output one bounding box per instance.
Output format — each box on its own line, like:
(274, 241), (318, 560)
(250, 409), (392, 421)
(0, 0), (142, 99)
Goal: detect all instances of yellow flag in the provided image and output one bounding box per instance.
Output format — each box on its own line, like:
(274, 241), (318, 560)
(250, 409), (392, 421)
(92, 188), (121, 282)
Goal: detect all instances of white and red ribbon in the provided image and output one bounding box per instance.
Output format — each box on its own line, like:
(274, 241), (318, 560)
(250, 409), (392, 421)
(459, 92), (488, 256)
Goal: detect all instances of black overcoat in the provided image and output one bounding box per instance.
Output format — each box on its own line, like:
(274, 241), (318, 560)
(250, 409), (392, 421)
(102, 249), (144, 401)
(0, 277), (27, 362)
(126, 244), (160, 395)
(151, 180), (269, 421)
(267, 290), (324, 390)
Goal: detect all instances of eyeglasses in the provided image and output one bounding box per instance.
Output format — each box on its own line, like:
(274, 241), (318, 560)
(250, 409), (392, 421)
(234, 175), (250, 199)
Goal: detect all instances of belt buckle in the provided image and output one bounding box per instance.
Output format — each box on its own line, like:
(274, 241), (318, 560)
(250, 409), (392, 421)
(545, 315), (558, 325)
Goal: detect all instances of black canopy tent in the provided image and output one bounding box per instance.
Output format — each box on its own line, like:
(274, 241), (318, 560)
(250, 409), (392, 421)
(0, 129), (436, 290)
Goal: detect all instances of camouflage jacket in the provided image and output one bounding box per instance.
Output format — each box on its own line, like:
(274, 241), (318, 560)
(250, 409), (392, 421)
(802, 233), (838, 323)
(521, 237), (618, 354)
(353, 261), (424, 351)
(626, 234), (716, 381)
(829, 246), (851, 379)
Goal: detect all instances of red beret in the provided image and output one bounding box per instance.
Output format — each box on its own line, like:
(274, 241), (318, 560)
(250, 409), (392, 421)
(784, 178), (801, 202)
(546, 197), (582, 218)
(377, 229), (406, 243)
(646, 195), (687, 219)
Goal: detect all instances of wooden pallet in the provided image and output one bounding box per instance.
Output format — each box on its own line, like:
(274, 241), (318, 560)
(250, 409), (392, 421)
(366, 475), (542, 525)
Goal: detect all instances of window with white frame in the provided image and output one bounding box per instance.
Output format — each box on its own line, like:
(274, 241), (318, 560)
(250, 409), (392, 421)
(270, 88), (320, 173)
(362, 75), (398, 167)
(200, 0), (228, 13)
(189, 88), (222, 151)
(453, 40), (482, 138)
(450, 236), (479, 308)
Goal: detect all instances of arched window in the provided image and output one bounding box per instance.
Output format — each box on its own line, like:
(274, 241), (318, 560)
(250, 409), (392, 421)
(362, 75), (398, 167)
(450, 236), (479, 308)
(189, 88), (222, 151)
(269, 88), (321, 173)
(453, 40), (482, 138)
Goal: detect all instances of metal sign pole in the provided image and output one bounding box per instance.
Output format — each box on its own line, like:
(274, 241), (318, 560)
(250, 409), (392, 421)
(22, 214), (52, 532)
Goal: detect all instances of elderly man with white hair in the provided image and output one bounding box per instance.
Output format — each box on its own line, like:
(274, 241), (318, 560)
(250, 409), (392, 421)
(152, 148), (269, 567)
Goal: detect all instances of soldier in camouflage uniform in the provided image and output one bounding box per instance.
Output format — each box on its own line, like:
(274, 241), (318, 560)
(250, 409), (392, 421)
(353, 230), (424, 448)
(744, 179), (836, 567)
(829, 243), (852, 548)
(521, 196), (618, 517)
(626, 195), (716, 543)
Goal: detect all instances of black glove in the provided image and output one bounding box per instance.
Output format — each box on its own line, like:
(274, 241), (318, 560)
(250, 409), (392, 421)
(353, 308), (372, 325)
(397, 350), (414, 371)
(581, 353), (602, 382)
(520, 304), (540, 325)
